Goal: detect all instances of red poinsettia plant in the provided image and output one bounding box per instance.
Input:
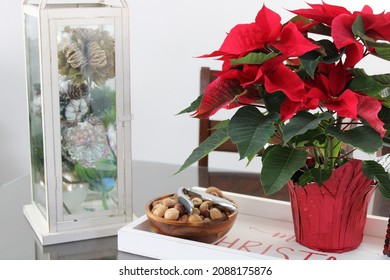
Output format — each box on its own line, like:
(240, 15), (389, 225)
(178, 2), (390, 197)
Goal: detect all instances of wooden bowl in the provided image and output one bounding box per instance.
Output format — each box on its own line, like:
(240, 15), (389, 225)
(145, 193), (238, 243)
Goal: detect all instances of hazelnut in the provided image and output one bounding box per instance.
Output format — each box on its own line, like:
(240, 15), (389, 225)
(199, 201), (212, 211)
(203, 217), (212, 223)
(210, 207), (225, 220)
(174, 203), (186, 216)
(200, 209), (210, 219)
(178, 214), (189, 222)
(162, 197), (177, 207)
(188, 213), (203, 223)
(152, 200), (162, 207)
(191, 197), (202, 207)
(164, 208), (180, 220)
(193, 207), (201, 215)
(199, 202), (211, 218)
(206, 186), (223, 197)
(152, 204), (168, 217)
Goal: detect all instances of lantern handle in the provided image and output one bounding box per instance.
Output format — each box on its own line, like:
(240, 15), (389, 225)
(118, 0), (128, 8)
(21, 0), (128, 9)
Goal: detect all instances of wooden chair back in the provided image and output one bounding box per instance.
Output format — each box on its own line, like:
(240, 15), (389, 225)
(198, 67), (238, 167)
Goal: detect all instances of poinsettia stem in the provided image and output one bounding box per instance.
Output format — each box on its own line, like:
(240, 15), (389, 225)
(341, 120), (360, 131)
(237, 101), (266, 109)
(324, 137), (329, 170)
(276, 123), (291, 147)
(324, 136), (336, 170)
(336, 116), (343, 130)
(341, 148), (356, 159)
(313, 147), (322, 168)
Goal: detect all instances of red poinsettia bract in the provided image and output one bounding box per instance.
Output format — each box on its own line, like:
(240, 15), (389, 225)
(292, 2), (390, 66)
(194, 4), (319, 119)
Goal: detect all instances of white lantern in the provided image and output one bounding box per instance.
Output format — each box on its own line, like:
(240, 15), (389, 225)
(22, 0), (132, 245)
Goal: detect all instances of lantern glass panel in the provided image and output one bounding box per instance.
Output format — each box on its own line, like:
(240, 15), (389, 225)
(58, 23), (118, 216)
(26, 14), (47, 218)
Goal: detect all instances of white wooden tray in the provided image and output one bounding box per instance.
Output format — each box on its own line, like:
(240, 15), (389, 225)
(118, 188), (389, 260)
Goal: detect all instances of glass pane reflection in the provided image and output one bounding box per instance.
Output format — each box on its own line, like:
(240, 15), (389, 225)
(57, 24), (118, 216)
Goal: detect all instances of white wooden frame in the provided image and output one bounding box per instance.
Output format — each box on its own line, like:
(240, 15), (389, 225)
(22, 0), (132, 245)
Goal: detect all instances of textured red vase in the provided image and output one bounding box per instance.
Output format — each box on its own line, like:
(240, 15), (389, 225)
(288, 160), (376, 253)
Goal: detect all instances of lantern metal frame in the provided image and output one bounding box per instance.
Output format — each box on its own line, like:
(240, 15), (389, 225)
(22, 0), (132, 245)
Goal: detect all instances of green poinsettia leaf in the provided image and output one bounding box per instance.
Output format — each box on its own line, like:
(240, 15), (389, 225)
(352, 15), (365, 37)
(362, 160), (390, 199)
(379, 106), (390, 126)
(294, 127), (326, 146)
(311, 168), (332, 186)
(210, 119), (229, 130)
(382, 133), (390, 147)
(349, 69), (388, 98)
(352, 22), (390, 61)
(283, 111), (333, 144)
(319, 39), (342, 64)
(375, 47), (390, 61)
(308, 22), (331, 36)
(350, 68), (390, 85)
(245, 153), (257, 166)
(290, 16), (333, 52)
(297, 168), (332, 186)
(351, 15), (390, 59)
(371, 73), (390, 85)
(176, 125), (230, 173)
(263, 90), (286, 114)
(228, 106), (279, 160)
(382, 102), (390, 109)
(261, 146), (308, 194)
(325, 125), (383, 153)
(379, 106), (390, 145)
(365, 40), (390, 49)
(177, 94), (203, 115)
(298, 170), (313, 186)
(299, 51), (322, 79)
(230, 52), (278, 65)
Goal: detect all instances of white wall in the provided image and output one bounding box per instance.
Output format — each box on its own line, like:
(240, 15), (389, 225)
(128, 0), (263, 174)
(0, 1), (29, 186)
(1, 0), (389, 186)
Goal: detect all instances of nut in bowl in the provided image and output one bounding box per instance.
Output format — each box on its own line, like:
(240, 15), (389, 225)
(145, 186), (238, 243)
